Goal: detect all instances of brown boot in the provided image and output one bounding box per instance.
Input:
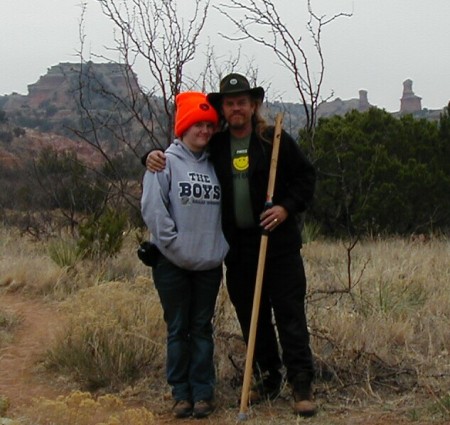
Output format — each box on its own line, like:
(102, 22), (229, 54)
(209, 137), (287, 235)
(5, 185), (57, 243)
(172, 400), (193, 418)
(247, 369), (282, 404)
(293, 389), (317, 417)
(192, 399), (215, 418)
(291, 374), (317, 417)
(293, 381), (317, 416)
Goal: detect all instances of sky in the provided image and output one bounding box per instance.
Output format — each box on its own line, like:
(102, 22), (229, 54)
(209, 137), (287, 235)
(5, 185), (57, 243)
(1, 0), (449, 112)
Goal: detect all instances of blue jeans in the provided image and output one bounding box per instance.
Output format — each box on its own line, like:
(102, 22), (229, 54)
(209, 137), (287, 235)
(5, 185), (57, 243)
(153, 255), (222, 402)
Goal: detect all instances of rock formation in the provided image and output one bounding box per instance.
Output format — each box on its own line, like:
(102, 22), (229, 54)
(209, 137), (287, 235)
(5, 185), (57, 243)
(400, 79), (422, 114)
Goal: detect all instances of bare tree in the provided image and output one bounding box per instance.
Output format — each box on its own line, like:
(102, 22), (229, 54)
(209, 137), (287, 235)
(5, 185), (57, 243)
(65, 0), (215, 218)
(95, 0), (211, 146)
(215, 0), (351, 138)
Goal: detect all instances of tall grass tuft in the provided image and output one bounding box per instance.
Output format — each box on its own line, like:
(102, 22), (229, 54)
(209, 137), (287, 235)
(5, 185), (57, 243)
(301, 220), (322, 243)
(46, 281), (165, 390)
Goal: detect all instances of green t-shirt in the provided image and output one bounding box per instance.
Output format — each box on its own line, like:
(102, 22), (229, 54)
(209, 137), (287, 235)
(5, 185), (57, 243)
(230, 135), (255, 228)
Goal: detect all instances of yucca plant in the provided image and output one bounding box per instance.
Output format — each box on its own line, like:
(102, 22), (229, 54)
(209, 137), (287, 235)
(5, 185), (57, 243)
(47, 237), (81, 268)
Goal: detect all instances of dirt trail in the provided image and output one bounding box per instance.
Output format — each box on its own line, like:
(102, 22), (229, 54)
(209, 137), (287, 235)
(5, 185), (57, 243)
(0, 293), (69, 413)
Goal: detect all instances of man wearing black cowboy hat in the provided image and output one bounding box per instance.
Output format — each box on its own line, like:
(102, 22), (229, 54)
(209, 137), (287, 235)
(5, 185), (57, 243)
(145, 73), (317, 417)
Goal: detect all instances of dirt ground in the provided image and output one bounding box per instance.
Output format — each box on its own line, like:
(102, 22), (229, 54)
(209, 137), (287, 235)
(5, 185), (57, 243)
(0, 293), (448, 425)
(0, 294), (70, 407)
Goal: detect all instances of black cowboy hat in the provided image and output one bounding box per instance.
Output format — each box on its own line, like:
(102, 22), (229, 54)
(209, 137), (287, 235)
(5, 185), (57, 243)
(207, 73), (265, 109)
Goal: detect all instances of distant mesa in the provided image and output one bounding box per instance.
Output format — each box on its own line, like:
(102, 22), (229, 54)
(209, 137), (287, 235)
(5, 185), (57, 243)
(0, 62), (145, 147)
(0, 63), (446, 132)
(5, 62), (139, 112)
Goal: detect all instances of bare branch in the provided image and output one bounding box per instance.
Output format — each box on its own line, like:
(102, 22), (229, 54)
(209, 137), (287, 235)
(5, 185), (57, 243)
(96, 0), (211, 145)
(216, 0), (352, 137)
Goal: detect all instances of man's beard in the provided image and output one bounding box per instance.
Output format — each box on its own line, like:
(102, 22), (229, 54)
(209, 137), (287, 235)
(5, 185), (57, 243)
(228, 115), (248, 130)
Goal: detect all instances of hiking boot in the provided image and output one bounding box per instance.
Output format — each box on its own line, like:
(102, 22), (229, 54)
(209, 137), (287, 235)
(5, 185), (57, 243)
(172, 400), (193, 418)
(192, 399), (215, 418)
(293, 390), (317, 417)
(248, 383), (281, 404)
(248, 372), (282, 404)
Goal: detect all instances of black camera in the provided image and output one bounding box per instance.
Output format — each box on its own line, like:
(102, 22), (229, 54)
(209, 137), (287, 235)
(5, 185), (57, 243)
(137, 241), (160, 267)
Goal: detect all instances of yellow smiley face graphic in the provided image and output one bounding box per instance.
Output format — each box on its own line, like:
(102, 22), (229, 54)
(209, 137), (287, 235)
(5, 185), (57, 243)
(233, 155), (249, 171)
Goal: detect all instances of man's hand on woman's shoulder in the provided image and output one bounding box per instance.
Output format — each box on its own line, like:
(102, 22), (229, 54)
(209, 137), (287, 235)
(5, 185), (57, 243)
(146, 150), (166, 172)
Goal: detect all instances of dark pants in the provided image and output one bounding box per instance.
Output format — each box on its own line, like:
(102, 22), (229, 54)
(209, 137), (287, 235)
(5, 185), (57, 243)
(153, 255), (222, 402)
(225, 231), (314, 387)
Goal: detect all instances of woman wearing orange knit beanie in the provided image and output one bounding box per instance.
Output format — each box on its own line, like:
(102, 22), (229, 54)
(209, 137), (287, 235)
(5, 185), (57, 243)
(174, 91), (219, 139)
(141, 92), (227, 419)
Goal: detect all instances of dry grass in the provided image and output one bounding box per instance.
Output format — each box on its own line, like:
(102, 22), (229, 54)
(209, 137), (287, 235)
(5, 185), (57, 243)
(1, 225), (450, 424)
(0, 226), (150, 298)
(17, 391), (155, 425)
(45, 279), (166, 390)
(0, 227), (66, 296)
(303, 237), (450, 416)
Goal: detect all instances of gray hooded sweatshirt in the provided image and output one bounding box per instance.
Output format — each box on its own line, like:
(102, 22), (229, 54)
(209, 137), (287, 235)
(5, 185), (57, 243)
(141, 140), (229, 271)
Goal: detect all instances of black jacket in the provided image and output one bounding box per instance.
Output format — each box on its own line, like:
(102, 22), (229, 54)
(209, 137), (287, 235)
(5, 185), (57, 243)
(208, 128), (316, 260)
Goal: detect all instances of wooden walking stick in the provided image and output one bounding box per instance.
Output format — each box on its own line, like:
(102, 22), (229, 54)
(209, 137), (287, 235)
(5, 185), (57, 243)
(238, 113), (284, 421)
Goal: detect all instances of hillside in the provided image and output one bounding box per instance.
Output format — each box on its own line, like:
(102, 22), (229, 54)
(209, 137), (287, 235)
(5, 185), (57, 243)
(0, 127), (102, 170)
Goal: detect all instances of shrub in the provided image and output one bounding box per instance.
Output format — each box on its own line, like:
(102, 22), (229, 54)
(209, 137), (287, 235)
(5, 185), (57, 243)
(13, 126), (25, 137)
(0, 130), (13, 143)
(77, 208), (127, 260)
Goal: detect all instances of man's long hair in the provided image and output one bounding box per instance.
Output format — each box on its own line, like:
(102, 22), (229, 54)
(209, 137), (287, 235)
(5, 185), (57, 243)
(252, 98), (272, 144)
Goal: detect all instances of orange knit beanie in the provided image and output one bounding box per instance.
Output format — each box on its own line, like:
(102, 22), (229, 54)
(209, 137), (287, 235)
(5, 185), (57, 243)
(174, 92), (219, 138)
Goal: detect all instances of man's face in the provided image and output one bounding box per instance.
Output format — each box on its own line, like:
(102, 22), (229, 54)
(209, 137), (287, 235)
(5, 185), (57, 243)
(221, 94), (255, 134)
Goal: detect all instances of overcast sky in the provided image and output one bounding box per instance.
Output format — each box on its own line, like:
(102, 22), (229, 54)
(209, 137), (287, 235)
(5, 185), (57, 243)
(1, 0), (449, 112)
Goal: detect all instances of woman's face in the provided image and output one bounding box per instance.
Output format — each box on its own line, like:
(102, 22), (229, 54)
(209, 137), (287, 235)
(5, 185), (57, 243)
(182, 121), (216, 152)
